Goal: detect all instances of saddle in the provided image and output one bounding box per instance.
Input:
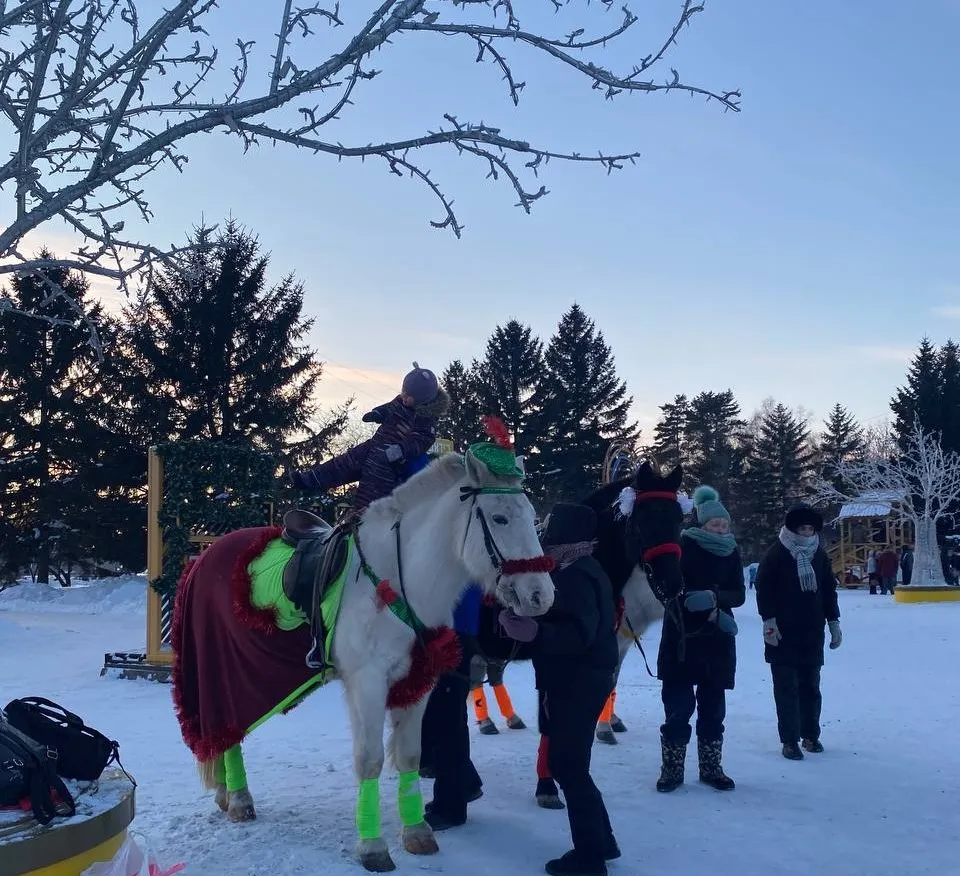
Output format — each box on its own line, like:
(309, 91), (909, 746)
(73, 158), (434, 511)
(280, 509), (350, 671)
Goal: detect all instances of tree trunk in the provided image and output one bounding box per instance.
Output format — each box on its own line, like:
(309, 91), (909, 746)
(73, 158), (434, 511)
(912, 516), (946, 586)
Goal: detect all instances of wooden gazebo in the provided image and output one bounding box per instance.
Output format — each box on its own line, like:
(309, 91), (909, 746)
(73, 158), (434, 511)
(829, 490), (914, 584)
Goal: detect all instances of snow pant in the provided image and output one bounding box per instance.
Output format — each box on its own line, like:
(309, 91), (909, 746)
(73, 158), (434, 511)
(660, 679), (726, 744)
(868, 574), (878, 595)
(879, 576), (896, 595)
(301, 437), (399, 512)
(421, 647), (482, 821)
(770, 664), (822, 744)
(542, 671), (616, 867)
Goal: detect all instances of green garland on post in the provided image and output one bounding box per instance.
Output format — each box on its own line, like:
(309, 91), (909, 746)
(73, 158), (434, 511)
(151, 440), (278, 599)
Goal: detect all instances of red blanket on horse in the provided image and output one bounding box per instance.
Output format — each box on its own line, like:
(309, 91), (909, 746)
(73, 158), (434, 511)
(171, 526), (318, 762)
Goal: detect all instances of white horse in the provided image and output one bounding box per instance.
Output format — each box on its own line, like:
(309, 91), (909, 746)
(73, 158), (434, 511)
(173, 447), (554, 872)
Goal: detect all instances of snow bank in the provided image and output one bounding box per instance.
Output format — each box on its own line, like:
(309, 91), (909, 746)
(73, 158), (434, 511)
(0, 574), (147, 616)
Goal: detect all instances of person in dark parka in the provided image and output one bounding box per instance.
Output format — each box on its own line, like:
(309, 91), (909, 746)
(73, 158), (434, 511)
(656, 486), (745, 793)
(755, 504), (842, 761)
(499, 503), (619, 876)
(419, 582), (484, 830)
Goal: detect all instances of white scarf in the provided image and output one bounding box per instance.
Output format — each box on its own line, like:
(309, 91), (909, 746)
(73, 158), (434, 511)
(779, 526), (820, 593)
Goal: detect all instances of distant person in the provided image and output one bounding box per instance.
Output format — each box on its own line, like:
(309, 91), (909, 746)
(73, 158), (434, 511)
(877, 547), (898, 595)
(899, 545), (914, 586)
(866, 550), (878, 595)
(755, 505), (842, 761)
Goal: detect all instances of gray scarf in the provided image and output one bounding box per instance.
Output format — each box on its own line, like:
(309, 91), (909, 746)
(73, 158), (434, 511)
(779, 526), (820, 592)
(544, 541), (597, 570)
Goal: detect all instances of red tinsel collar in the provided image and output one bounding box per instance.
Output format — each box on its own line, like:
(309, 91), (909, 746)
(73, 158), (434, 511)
(643, 542), (682, 563)
(501, 555), (555, 576)
(635, 491), (681, 502)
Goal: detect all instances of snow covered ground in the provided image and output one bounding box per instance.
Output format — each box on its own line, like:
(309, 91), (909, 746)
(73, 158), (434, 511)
(1, 577), (958, 876)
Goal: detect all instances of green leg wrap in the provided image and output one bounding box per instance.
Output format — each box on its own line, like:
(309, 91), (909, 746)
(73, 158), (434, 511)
(397, 770), (425, 827)
(223, 745), (247, 793)
(213, 755), (226, 786)
(356, 778), (381, 841)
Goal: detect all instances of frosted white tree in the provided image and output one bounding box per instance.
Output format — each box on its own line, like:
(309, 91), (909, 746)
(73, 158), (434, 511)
(814, 420), (960, 587)
(0, 0), (740, 330)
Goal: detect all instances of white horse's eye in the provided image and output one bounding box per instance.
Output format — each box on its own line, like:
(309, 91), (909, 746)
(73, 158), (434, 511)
(492, 514), (509, 526)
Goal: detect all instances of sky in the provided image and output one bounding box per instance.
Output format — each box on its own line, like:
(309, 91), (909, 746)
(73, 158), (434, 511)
(7, 0), (960, 438)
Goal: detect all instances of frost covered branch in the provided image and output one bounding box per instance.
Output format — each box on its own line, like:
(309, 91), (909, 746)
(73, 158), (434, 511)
(1, 0), (739, 319)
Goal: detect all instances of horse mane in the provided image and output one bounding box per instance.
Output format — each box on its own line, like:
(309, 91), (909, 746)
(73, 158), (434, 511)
(581, 476), (632, 516)
(364, 452), (466, 523)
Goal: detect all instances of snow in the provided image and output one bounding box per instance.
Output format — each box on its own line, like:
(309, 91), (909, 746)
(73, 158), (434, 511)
(0, 574), (147, 616)
(1, 581), (958, 876)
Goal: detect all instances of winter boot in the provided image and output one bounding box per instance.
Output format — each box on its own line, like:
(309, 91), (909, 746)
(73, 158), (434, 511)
(782, 742), (804, 760)
(478, 717), (499, 735)
(544, 850), (607, 876)
(802, 738), (824, 753)
(536, 777), (565, 810)
(656, 737), (686, 792)
(698, 738), (735, 791)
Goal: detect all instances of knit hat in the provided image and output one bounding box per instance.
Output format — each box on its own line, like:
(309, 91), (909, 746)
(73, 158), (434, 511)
(541, 503), (597, 547)
(401, 362), (439, 405)
(785, 503), (823, 534)
(692, 485), (730, 527)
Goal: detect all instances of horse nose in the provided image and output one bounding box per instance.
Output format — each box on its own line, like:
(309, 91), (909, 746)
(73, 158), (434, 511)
(530, 591), (541, 609)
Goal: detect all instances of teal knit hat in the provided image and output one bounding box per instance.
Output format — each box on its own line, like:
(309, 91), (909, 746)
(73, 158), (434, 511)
(692, 485), (730, 526)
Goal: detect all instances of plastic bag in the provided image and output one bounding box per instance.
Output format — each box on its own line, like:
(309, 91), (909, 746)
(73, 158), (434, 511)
(81, 831), (186, 876)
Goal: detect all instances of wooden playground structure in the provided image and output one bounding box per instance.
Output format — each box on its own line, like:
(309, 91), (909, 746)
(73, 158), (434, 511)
(827, 491), (914, 585)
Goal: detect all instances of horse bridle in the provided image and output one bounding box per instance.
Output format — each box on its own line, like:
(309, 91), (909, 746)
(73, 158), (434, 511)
(459, 486), (555, 582)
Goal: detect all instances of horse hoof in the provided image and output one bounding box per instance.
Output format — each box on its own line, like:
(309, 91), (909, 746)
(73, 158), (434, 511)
(478, 718), (499, 735)
(402, 824), (440, 855)
(227, 789), (257, 822)
(359, 851), (396, 872)
(596, 728), (618, 745)
(215, 785), (229, 812)
(610, 715), (628, 733)
(506, 715), (527, 730)
(536, 794), (566, 810)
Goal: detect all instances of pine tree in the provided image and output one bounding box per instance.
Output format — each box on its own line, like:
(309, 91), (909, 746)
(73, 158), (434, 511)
(743, 402), (816, 545)
(653, 394), (690, 470)
(0, 256), (133, 583)
(123, 221), (330, 454)
(532, 304), (636, 502)
(937, 340), (960, 456)
(473, 320), (544, 455)
(817, 403), (866, 490)
(891, 338), (943, 449)
(437, 359), (483, 452)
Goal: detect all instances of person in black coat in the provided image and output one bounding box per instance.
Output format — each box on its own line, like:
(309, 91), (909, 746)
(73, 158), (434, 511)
(655, 485), (745, 793)
(499, 503), (620, 876)
(755, 504), (842, 761)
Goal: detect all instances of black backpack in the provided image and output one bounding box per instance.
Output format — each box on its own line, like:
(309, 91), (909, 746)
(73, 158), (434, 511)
(0, 716), (75, 825)
(3, 697), (131, 785)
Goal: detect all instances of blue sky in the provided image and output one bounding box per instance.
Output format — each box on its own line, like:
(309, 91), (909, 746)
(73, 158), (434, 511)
(23, 1), (960, 436)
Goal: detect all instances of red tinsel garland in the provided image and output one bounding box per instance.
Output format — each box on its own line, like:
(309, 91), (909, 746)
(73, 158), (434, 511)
(231, 526), (284, 635)
(386, 627), (461, 709)
(501, 555), (555, 576)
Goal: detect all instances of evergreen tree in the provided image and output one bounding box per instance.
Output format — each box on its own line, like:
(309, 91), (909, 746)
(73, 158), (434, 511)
(532, 304), (636, 503)
(653, 394), (690, 470)
(891, 337), (944, 449)
(472, 320), (544, 455)
(123, 221), (330, 454)
(937, 340), (960, 456)
(0, 256), (136, 583)
(742, 402), (816, 547)
(437, 359), (483, 452)
(817, 403), (866, 490)
(683, 390), (746, 496)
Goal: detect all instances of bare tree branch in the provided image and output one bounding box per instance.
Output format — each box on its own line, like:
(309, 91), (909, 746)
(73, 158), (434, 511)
(1, 0), (740, 326)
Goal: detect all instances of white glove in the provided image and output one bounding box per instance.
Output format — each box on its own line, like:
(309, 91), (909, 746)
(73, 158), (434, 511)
(384, 444), (403, 463)
(828, 620), (842, 650)
(763, 618), (781, 647)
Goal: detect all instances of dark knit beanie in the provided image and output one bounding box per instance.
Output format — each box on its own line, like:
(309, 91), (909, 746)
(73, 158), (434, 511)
(541, 503), (597, 546)
(401, 362), (439, 405)
(785, 504), (823, 534)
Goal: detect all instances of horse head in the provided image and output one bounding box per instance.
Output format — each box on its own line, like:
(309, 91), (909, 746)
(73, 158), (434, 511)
(616, 460), (686, 601)
(458, 447), (555, 617)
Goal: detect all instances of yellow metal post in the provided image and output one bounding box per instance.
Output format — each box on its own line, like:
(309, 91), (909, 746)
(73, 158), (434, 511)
(146, 448), (168, 665)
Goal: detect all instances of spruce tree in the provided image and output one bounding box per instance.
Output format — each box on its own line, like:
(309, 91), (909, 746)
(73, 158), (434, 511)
(817, 403), (865, 489)
(532, 304), (636, 502)
(891, 337), (943, 448)
(743, 402), (816, 546)
(437, 359), (482, 452)
(937, 340), (960, 455)
(653, 394), (690, 470)
(0, 256), (133, 583)
(683, 390), (746, 497)
(123, 221), (328, 454)
(473, 320), (544, 455)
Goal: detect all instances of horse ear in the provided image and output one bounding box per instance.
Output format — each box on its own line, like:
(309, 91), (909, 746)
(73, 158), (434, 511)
(664, 465), (683, 492)
(464, 450), (487, 486)
(634, 461), (652, 485)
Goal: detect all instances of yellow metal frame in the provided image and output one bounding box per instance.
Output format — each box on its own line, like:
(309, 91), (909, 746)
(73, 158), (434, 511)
(24, 830), (128, 876)
(829, 515), (914, 581)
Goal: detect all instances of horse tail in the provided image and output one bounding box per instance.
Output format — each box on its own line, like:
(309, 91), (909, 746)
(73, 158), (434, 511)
(197, 757), (219, 790)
